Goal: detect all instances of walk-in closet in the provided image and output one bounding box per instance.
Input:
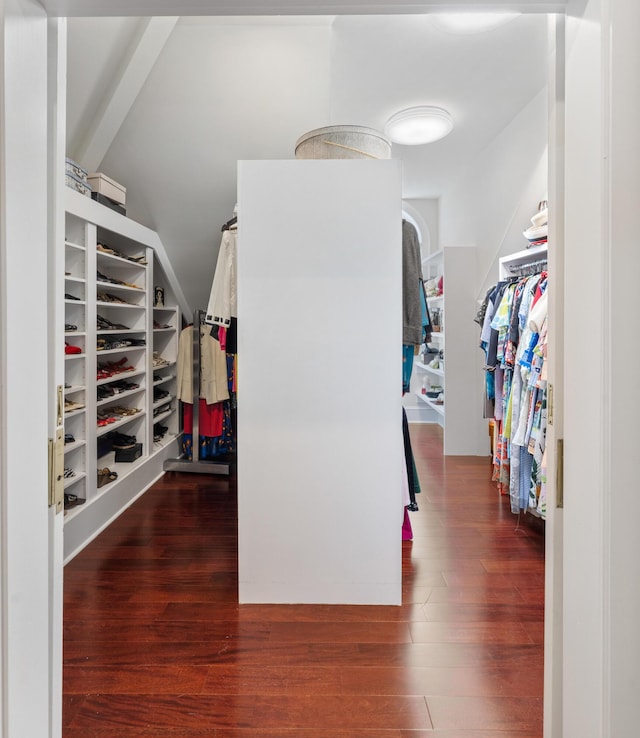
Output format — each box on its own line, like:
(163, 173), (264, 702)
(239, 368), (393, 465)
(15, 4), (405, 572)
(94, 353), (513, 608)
(3, 2), (640, 737)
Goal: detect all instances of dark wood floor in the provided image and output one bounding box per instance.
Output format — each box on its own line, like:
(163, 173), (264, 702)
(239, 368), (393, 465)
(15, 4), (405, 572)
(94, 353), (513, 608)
(63, 424), (545, 737)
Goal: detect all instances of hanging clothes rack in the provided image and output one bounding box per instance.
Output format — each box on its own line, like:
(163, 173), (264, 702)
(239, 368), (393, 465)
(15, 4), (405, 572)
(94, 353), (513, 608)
(505, 257), (548, 277)
(163, 309), (232, 475)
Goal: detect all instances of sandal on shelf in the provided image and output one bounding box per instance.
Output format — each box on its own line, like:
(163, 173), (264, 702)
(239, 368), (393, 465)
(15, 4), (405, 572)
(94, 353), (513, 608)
(97, 468), (118, 488)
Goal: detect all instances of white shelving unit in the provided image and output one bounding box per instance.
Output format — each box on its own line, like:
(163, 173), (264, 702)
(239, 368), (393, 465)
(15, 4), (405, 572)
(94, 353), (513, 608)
(413, 246), (489, 456)
(499, 243), (548, 279)
(62, 188), (182, 562)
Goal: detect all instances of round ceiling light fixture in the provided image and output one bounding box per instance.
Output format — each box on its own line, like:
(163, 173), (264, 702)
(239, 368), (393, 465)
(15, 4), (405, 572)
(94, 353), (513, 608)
(384, 106), (454, 146)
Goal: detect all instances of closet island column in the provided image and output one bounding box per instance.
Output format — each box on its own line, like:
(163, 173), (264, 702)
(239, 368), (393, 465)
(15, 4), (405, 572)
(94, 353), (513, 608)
(237, 159), (403, 604)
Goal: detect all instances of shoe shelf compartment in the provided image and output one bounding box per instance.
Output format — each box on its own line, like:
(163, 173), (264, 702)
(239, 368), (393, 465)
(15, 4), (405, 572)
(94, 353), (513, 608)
(96, 367), (145, 386)
(152, 395), (174, 411)
(152, 408), (174, 425)
(96, 411), (147, 437)
(153, 373), (175, 386)
(96, 345), (146, 357)
(64, 213), (89, 512)
(97, 387), (144, 407)
(64, 439), (86, 454)
(63, 189), (182, 561)
(64, 471), (86, 490)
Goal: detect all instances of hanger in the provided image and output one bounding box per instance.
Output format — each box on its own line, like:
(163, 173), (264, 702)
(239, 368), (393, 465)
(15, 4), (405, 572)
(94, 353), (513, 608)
(221, 215), (237, 232)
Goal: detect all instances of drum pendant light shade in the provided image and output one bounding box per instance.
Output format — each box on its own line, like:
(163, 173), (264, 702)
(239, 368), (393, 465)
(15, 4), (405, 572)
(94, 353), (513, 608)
(384, 106), (454, 146)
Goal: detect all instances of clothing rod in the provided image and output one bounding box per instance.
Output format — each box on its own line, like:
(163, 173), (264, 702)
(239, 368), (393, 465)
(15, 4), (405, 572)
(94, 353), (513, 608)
(507, 258), (548, 275)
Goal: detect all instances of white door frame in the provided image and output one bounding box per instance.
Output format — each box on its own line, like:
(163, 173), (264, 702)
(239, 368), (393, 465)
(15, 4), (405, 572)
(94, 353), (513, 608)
(5, 1), (637, 736)
(1, 2), (54, 737)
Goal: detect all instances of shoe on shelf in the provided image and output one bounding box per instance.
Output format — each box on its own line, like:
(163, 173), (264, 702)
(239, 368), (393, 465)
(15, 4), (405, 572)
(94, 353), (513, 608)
(97, 468), (118, 488)
(64, 493), (86, 509)
(64, 399), (85, 413)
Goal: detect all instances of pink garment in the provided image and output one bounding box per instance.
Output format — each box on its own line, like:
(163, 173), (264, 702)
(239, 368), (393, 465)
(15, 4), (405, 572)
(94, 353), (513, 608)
(494, 367), (504, 422)
(402, 508), (413, 540)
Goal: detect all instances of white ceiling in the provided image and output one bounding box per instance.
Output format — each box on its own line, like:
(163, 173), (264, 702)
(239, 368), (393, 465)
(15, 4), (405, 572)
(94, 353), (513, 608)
(66, 13), (549, 311)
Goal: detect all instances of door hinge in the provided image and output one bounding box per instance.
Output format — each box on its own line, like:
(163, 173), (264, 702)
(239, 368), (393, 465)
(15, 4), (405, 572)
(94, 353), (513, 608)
(555, 437), (564, 509)
(548, 383), (554, 426)
(48, 385), (65, 513)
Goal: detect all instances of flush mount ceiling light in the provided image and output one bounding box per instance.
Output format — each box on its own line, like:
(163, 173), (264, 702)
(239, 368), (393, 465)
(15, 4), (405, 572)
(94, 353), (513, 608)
(384, 106), (453, 146)
(431, 12), (521, 34)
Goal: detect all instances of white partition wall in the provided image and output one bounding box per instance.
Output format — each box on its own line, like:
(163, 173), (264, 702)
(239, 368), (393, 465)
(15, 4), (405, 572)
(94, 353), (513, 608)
(237, 159), (403, 605)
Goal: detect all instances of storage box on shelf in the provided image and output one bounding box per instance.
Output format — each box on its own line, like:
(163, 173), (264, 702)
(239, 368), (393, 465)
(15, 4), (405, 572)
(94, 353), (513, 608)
(62, 188), (182, 562)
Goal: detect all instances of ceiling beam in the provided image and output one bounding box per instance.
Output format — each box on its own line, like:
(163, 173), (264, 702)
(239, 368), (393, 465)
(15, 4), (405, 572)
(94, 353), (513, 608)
(41, 1), (568, 18)
(74, 16), (178, 172)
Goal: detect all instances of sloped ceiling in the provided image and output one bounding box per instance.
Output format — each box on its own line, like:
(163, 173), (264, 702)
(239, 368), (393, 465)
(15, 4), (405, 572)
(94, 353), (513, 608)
(66, 14), (548, 312)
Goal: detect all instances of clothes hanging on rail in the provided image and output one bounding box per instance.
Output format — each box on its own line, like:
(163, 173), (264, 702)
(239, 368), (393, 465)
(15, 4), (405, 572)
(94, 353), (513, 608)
(479, 270), (548, 518)
(401, 220), (428, 518)
(402, 219), (424, 347)
(176, 323), (229, 406)
(177, 321), (236, 461)
(205, 222), (237, 328)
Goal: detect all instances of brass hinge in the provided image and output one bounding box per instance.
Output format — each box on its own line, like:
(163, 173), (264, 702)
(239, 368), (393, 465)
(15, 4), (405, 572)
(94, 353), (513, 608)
(48, 385), (65, 513)
(555, 438), (564, 509)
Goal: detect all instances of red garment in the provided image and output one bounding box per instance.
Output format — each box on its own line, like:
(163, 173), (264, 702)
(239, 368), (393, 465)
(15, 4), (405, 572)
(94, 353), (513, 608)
(182, 399), (224, 438)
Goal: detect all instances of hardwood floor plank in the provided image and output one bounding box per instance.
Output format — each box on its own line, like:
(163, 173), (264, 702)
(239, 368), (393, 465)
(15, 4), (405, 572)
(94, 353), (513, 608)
(63, 423), (545, 736)
(66, 694), (432, 731)
(426, 695), (543, 732)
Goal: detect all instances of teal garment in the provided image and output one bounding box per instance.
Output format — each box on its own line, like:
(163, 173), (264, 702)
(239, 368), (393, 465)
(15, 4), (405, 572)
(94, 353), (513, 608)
(403, 344), (414, 394)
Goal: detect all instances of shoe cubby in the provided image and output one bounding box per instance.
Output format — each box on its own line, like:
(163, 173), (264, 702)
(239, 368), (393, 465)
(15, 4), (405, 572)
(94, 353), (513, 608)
(151, 301), (179, 447)
(62, 188), (182, 561)
(64, 212), (90, 510)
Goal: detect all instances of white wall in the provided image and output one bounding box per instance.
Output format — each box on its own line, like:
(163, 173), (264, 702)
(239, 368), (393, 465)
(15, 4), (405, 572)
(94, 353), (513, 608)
(99, 18), (333, 313)
(237, 159), (403, 605)
(439, 87), (549, 301)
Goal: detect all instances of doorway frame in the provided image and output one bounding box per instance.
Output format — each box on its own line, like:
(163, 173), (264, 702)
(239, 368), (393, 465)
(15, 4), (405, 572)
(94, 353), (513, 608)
(6, 1), (637, 736)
